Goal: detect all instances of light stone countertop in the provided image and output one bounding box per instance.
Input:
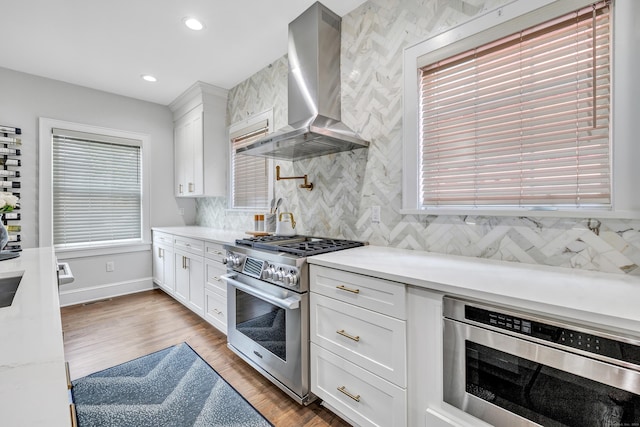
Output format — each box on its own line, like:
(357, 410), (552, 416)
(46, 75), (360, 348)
(308, 245), (640, 333)
(152, 226), (246, 245)
(0, 247), (70, 427)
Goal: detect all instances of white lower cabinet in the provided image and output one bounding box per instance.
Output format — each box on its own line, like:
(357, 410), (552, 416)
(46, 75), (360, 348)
(406, 286), (485, 427)
(152, 238), (174, 295)
(173, 236), (205, 316)
(204, 289), (226, 334)
(174, 249), (204, 315)
(153, 230), (224, 325)
(311, 343), (406, 427)
(204, 255), (227, 334)
(203, 241), (227, 334)
(310, 265), (407, 427)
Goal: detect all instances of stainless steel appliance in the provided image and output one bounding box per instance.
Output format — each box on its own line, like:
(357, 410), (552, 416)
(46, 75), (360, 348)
(236, 2), (369, 161)
(222, 235), (364, 405)
(443, 296), (640, 427)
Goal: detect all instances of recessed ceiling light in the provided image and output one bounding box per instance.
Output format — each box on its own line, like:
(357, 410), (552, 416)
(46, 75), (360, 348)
(141, 74), (157, 83)
(183, 17), (205, 31)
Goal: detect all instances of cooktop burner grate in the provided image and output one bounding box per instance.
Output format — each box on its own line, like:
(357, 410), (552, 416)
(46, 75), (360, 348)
(235, 235), (364, 257)
(276, 239), (364, 256)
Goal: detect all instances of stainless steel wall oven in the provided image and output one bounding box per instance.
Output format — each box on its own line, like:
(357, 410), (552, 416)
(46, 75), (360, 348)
(223, 236), (364, 405)
(443, 296), (640, 427)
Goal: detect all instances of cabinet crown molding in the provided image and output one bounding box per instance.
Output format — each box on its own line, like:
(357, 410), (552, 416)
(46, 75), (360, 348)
(169, 81), (228, 120)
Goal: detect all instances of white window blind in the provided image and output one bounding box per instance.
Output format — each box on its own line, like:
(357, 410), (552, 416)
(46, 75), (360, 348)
(230, 119), (270, 209)
(419, 1), (611, 209)
(52, 128), (142, 246)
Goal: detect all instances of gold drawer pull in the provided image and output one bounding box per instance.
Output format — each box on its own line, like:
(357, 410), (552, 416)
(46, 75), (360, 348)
(337, 329), (360, 342)
(210, 276), (221, 282)
(336, 284), (360, 294)
(65, 362), (72, 390)
(70, 403), (78, 427)
(337, 385), (361, 402)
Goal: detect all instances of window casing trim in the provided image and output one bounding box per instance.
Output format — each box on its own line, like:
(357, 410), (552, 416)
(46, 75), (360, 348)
(39, 118), (151, 248)
(402, 0), (640, 219)
(227, 109), (274, 212)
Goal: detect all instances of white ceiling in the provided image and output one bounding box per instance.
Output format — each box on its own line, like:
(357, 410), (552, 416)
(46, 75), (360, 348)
(2, 0), (367, 106)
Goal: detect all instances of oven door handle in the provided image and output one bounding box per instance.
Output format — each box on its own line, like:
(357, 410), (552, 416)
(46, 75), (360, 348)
(222, 273), (300, 310)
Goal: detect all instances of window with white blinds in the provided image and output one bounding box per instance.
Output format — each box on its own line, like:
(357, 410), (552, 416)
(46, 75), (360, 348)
(52, 128), (142, 246)
(419, 1), (611, 209)
(229, 118), (271, 209)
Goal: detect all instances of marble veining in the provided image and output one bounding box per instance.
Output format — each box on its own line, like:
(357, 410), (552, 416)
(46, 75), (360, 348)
(197, 0), (640, 276)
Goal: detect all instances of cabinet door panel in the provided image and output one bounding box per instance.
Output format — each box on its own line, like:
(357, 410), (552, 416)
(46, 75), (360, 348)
(205, 289), (227, 334)
(205, 260), (226, 295)
(311, 343), (406, 427)
(163, 246), (175, 294)
(188, 255), (205, 315)
(174, 252), (189, 303)
(174, 124), (187, 196)
(152, 245), (163, 285)
(189, 111), (203, 196)
(310, 265), (406, 319)
(311, 293), (406, 387)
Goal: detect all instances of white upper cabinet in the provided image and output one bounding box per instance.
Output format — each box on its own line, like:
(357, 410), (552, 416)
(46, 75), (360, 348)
(170, 81), (228, 198)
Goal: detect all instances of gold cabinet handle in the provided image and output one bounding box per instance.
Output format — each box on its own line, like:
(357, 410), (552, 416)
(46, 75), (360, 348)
(337, 385), (361, 402)
(209, 276), (221, 282)
(70, 403), (78, 427)
(213, 308), (223, 315)
(158, 247), (163, 258)
(179, 184), (184, 194)
(188, 182), (194, 192)
(65, 361), (72, 390)
(337, 329), (360, 342)
(336, 284), (360, 294)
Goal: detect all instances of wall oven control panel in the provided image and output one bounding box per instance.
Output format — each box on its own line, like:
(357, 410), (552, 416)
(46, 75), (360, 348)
(463, 303), (640, 367)
(224, 251), (301, 289)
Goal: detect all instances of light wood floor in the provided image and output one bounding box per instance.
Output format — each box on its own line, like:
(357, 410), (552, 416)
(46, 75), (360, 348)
(61, 289), (350, 427)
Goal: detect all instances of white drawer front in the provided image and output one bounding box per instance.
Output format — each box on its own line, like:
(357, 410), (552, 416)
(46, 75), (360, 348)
(205, 241), (226, 263)
(205, 260), (227, 295)
(310, 265), (406, 319)
(153, 231), (173, 246)
(204, 289), (227, 334)
(174, 236), (204, 256)
(311, 293), (406, 387)
(311, 343), (406, 427)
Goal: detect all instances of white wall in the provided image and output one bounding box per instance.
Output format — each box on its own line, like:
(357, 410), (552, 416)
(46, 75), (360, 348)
(0, 66), (196, 304)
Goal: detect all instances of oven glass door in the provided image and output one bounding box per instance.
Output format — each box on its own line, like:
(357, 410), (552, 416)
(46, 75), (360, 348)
(444, 319), (640, 427)
(224, 272), (307, 398)
(235, 289), (287, 361)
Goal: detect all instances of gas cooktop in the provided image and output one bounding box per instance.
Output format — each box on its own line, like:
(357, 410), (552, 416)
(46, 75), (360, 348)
(234, 235), (365, 257)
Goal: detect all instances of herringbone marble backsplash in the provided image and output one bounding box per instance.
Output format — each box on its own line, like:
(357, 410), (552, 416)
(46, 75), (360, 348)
(197, 0), (640, 276)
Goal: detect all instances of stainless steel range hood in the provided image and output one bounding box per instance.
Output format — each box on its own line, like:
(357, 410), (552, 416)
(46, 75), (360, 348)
(237, 2), (369, 161)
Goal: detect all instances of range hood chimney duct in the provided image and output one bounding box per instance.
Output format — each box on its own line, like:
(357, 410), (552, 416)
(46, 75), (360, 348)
(236, 2), (369, 161)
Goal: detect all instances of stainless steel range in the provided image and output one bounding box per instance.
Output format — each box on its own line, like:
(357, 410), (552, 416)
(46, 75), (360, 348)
(222, 235), (364, 405)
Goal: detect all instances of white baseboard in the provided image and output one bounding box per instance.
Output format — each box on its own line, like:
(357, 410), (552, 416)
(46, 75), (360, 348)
(59, 277), (155, 307)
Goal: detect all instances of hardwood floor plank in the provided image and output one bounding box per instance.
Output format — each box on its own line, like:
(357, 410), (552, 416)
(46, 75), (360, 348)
(61, 289), (351, 427)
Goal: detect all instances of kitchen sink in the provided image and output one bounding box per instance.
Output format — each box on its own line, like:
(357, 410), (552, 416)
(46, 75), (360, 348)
(0, 273), (23, 308)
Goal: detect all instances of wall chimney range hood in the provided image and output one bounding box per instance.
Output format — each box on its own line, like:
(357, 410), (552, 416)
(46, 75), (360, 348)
(236, 2), (369, 161)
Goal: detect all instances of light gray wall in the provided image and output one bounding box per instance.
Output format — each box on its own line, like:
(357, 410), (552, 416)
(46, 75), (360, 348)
(0, 66), (196, 304)
(197, 0), (640, 276)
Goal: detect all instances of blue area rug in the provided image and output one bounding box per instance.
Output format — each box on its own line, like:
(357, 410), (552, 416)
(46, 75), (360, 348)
(71, 343), (273, 427)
